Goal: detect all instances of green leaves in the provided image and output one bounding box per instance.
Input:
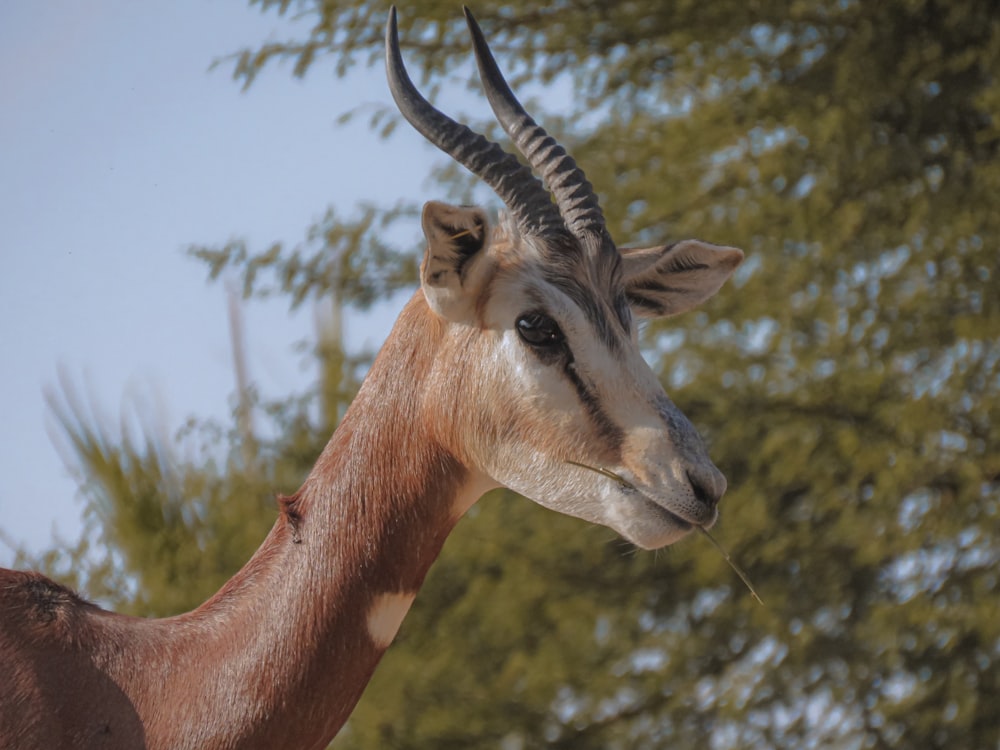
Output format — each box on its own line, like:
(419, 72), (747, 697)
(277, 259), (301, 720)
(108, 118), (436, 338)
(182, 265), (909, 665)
(189, 202), (420, 310)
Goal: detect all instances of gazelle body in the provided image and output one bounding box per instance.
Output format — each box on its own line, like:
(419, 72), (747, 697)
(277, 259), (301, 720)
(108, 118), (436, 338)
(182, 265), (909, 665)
(0, 8), (742, 749)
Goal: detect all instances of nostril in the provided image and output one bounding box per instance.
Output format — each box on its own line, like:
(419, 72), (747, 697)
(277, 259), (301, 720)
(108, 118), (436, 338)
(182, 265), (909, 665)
(686, 470), (723, 510)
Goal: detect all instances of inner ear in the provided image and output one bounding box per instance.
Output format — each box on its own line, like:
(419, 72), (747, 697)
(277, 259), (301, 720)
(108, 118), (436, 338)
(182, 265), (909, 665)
(420, 201), (491, 321)
(620, 239), (744, 319)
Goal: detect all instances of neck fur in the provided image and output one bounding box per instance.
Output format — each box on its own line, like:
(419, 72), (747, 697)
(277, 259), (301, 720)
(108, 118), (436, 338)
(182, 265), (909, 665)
(128, 294), (491, 749)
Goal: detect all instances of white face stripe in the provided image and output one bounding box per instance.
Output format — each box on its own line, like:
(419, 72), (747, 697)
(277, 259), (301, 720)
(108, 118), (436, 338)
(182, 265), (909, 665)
(366, 592), (417, 649)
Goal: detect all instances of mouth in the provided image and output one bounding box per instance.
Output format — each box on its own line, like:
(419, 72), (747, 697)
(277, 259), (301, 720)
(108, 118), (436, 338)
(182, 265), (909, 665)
(565, 459), (715, 537)
(564, 460), (761, 603)
(638, 493), (695, 530)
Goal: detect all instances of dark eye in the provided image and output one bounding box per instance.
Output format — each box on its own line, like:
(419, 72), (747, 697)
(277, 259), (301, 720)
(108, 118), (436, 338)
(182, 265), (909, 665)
(516, 313), (564, 347)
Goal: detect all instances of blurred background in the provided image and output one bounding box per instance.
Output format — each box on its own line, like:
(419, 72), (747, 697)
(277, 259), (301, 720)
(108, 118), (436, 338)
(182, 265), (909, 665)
(2, 1), (997, 748)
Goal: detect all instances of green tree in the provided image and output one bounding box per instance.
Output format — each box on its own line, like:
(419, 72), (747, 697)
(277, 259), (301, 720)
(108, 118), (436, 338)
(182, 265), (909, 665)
(18, 0), (1000, 747)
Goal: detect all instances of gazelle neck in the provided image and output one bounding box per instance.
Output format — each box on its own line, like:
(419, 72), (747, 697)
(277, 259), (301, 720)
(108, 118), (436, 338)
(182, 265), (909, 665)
(159, 293), (495, 749)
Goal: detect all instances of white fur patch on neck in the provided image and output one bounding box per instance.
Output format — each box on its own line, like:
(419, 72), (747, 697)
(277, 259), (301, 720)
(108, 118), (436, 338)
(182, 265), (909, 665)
(367, 592), (417, 649)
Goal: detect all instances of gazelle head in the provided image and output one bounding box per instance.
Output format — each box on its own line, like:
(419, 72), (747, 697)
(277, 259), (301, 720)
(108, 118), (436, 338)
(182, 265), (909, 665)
(386, 8), (743, 550)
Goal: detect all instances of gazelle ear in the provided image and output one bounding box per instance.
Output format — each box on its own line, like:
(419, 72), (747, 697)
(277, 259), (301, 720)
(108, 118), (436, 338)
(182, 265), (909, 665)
(620, 240), (744, 319)
(420, 201), (491, 322)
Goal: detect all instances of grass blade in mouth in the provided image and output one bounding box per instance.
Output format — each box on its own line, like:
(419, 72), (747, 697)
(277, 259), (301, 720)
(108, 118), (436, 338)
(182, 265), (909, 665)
(566, 460), (763, 606)
(565, 459), (636, 490)
(697, 527), (764, 606)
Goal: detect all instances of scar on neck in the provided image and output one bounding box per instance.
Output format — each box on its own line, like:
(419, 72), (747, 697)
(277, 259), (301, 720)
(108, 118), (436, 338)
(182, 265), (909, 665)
(278, 493), (304, 544)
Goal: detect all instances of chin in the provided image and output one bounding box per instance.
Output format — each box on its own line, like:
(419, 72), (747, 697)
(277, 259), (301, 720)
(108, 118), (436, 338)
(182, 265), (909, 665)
(610, 498), (698, 550)
(622, 522), (694, 550)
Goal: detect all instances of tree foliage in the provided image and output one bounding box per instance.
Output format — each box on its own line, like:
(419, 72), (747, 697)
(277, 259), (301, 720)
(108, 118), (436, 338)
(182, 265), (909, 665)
(13, 0), (999, 747)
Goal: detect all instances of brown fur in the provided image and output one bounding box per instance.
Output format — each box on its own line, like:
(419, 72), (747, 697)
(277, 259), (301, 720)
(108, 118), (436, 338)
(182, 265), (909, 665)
(1, 293), (469, 750)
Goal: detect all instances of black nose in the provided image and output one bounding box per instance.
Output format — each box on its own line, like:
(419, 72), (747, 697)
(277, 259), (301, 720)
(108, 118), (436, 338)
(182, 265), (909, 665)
(686, 467), (726, 511)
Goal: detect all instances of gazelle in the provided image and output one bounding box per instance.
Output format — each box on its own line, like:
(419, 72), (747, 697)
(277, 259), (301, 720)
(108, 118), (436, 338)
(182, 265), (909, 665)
(0, 8), (743, 749)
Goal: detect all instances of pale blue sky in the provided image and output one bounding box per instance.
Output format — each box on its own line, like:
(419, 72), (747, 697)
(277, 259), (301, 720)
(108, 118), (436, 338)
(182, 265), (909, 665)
(0, 1), (441, 562)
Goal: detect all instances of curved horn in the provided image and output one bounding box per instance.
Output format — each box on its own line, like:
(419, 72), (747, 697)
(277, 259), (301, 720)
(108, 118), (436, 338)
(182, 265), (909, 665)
(463, 7), (606, 239)
(385, 7), (564, 237)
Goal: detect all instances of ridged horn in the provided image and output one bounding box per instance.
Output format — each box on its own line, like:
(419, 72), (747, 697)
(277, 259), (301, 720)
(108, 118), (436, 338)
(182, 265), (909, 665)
(463, 6), (606, 239)
(385, 7), (564, 237)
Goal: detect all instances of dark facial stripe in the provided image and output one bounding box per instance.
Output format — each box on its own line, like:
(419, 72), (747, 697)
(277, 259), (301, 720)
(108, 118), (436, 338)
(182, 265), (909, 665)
(528, 228), (630, 352)
(562, 355), (625, 457)
(519, 323), (625, 457)
(614, 291), (633, 333)
(543, 269), (630, 354)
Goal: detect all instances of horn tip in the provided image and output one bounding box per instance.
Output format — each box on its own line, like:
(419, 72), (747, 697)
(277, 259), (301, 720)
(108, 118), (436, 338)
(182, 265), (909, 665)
(463, 6), (480, 31)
